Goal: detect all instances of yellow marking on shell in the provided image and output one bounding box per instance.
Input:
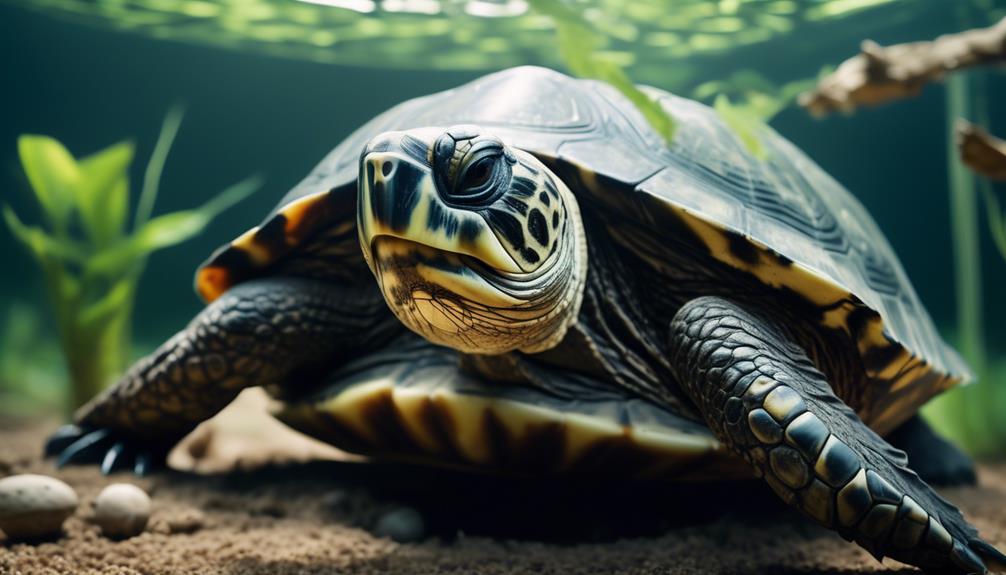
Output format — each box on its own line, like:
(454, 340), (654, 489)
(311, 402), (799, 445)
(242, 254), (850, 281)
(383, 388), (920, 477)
(231, 226), (271, 265)
(195, 266), (231, 303)
(315, 379), (396, 445)
(427, 391), (491, 464)
(360, 152), (523, 274)
(281, 193), (330, 244)
(657, 203), (967, 430)
(388, 387), (446, 453)
(672, 205), (849, 308)
(295, 377), (729, 479)
(196, 190), (335, 303)
(821, 301), (857, 331)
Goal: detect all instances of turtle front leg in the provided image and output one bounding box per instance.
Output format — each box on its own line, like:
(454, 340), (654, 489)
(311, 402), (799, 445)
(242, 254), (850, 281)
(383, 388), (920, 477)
(46, 277), (398, 474)
(668, 296), (1005, 575)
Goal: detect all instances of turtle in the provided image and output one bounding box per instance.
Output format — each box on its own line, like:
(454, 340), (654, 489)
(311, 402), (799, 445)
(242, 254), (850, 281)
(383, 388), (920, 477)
(46, 66), (1004, 574)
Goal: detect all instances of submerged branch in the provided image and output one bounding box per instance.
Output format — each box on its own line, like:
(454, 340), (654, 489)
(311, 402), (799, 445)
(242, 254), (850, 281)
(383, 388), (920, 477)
(957, 120), (1006, 181)
(799, 17), (1006, 117)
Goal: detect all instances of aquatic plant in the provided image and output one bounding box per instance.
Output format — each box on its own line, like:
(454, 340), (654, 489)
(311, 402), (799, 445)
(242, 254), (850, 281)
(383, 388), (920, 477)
(0, 303), (66, 417)
(693, 70), (821, 158)
(3, 109), (259, 410)
(9, 0), (937, 89)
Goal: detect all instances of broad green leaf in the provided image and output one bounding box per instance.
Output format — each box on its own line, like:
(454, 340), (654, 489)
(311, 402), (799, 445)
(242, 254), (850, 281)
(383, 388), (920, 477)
(714, 94), (767, 160)
(77, 140), (135, 247)
(17, 135), (81, 231)
(3, 205), (86, 263)
(86, 175), (261, 276)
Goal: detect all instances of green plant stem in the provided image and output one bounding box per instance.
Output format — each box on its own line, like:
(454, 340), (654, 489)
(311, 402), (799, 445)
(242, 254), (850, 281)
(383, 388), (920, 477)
(946, 73), (986, 372)
(135, 105), (184, 230)
(943, 70), (994, 455)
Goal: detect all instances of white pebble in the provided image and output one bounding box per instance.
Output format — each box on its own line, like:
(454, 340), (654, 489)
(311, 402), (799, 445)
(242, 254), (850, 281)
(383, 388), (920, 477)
(0, 474), (78, 540)
(93, 483), (151, 539)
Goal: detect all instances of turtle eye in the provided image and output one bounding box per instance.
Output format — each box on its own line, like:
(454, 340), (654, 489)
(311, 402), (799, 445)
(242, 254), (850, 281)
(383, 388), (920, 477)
(442, 141), (512, 207)
(459, 154), (496, 192)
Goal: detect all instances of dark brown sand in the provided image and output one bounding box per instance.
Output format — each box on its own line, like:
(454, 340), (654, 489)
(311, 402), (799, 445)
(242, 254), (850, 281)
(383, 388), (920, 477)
(2, 394), (1004, 575)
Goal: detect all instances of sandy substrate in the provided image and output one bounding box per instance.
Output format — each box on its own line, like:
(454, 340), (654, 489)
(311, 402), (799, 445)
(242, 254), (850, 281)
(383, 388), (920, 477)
(1, 392), (1004, 575)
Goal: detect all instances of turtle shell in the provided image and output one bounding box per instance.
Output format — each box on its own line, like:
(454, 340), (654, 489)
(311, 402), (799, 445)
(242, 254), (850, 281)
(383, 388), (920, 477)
(197, 66), (968, 435)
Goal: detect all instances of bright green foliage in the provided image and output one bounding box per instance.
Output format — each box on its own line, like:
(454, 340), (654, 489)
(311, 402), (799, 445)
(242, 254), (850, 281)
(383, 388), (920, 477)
(696, 71), (822, 159)
(9, 0), (923, 84)
(4, 111), (259, 410)
(528, 0), (675, 144)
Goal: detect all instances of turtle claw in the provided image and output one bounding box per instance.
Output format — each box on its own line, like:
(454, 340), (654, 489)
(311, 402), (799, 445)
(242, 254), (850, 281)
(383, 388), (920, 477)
(100, 442), (130, 475)
(56, 428), (114, 467)
(45, 425), (168, 476)
(44, 424), (87, 457)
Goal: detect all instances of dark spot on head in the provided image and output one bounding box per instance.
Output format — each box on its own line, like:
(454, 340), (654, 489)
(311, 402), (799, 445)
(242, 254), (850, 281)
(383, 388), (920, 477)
(521, 248), (540, 264)
(724, 229), (760, 266)
(544, 178), (559, 199)
(552, 212), (559, 229)
(426, 200), (462, 239)
(503, 196), (528, 215)
(486, 208), (525, 249)
(528, 209), (549, 246)
(511, 176), (537, 197)
(539, 191), (550, 207)
(459, 218), (481, 244)
(366, 160), (376, 183)
(381, 161), (393, 177)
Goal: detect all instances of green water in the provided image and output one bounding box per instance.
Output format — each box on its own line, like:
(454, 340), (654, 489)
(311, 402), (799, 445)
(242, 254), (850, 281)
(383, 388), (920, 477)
(0, 1), (1004, 451)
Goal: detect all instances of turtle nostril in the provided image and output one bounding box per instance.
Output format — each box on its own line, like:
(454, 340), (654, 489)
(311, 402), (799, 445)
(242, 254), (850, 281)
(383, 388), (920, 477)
(381, 160), (395, 178)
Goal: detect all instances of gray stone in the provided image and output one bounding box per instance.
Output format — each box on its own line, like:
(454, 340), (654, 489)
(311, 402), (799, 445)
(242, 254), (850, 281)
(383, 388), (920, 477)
(93, 483), (151, 539)
(0, 474), (78, 540)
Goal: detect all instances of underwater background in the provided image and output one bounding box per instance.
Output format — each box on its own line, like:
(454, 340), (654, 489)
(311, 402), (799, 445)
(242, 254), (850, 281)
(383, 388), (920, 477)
(0, 0), (1004, 453)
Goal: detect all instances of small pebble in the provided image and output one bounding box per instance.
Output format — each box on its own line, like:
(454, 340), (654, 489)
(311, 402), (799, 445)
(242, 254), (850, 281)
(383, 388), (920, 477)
(92, 483), (151, 539)
(0, 474), (78, 540)
(374, 506), (426, 543)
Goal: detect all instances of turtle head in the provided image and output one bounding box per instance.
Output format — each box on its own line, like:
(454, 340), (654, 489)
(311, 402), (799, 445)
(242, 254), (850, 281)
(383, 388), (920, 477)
(357, 125), (587, 355)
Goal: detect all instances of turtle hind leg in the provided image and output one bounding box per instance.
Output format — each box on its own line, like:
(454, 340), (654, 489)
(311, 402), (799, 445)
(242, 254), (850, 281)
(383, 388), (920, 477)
(668, 296), (1005, 575)
(47, 277), (397, 475)
(886, 415), (977, 487)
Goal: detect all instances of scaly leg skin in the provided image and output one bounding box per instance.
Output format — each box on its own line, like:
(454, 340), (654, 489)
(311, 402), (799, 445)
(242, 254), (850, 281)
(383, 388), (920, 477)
(668, 296), (1006, 574)
(46, 277), (396, 475)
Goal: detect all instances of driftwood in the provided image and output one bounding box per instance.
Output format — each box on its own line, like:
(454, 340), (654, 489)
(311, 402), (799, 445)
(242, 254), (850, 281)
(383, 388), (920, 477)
(799, 17), (1006, 117)
(957, 120), (1006, 181)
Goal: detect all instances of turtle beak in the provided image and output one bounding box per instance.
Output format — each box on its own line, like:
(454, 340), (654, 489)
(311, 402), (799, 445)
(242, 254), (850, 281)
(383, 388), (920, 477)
(357, 131), (522, 274)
